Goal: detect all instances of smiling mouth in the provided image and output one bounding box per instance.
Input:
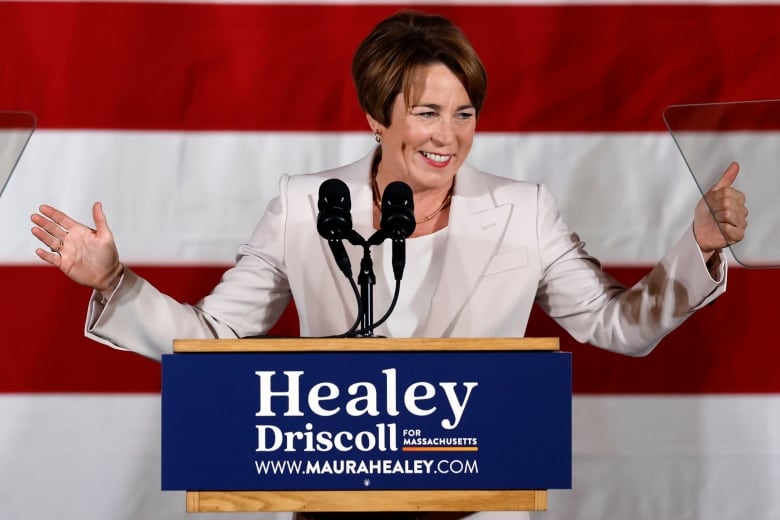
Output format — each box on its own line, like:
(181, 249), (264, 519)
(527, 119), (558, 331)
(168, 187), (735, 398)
(420, 151), (452, 165)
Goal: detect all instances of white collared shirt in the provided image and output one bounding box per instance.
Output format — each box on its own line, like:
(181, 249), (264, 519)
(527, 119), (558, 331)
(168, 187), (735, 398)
(372, 228), (449, 337)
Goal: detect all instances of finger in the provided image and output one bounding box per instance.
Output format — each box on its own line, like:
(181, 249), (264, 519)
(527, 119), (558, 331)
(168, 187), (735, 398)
(716, 186), (747, 207)
(38, 204), (78, 233)
(710, 161), (740, 192)
(710, 200), (746, 222)
(34, 247), (63, 267)
(31, 225), (65, 251)
(31, 212), (69, 240)
(708, 190), (748, 221)
(719, 222), (747, 245)
(710, 206), (749, 242)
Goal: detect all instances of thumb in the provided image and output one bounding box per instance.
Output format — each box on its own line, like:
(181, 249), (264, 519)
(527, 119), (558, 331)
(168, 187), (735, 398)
(92, 201), (113, 236)
(710, 161), (740, 192)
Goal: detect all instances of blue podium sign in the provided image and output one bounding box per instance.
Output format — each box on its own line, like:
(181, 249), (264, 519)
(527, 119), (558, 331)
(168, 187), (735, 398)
(161, 346), (571, 492)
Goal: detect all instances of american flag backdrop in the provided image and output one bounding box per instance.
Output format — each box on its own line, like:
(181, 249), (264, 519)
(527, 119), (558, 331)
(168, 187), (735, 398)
(1, 1), (780, 519)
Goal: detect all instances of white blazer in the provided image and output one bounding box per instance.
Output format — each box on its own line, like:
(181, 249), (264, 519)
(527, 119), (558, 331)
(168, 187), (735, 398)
(86, 150), (726, 360)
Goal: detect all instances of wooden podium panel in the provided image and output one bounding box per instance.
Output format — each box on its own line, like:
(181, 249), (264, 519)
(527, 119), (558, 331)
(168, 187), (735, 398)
(186, 489), (547, 513)
(173, 337), (559, 353)
(166, 337), (568, 513)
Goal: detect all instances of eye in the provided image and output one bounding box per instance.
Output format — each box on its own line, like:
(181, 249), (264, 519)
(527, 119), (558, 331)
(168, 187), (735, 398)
(415, 111), (437, 118)
(456, 111), (475, 120)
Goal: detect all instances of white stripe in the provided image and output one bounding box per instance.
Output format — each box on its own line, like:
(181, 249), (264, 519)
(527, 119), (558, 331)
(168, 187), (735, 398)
(551, 395), (780, 519)
(1, 130), (707, 265)
(0, 395), (292, 520)
(573, 395), (780, 455)
(1, 394), (778, 519)
(0, 129), (35, 200)
(7, 129), (777, 265)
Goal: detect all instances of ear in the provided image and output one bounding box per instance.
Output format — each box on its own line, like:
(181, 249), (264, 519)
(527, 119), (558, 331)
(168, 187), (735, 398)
(365, 113), (382, 134)
(366, 113), (387, 144)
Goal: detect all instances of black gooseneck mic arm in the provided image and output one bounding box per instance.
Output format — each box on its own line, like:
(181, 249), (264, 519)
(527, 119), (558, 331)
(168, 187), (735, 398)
(316, 179), (365, 336)
(316, 178), (382, 337)
(351, 181), (416, 336)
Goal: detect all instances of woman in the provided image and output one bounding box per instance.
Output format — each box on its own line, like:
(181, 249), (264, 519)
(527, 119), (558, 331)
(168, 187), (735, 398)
(30, 10), (746, 357)
(30, 11), (746, 518)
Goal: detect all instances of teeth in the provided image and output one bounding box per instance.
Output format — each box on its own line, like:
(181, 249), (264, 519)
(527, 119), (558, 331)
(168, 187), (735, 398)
(422, 151), (450, 163)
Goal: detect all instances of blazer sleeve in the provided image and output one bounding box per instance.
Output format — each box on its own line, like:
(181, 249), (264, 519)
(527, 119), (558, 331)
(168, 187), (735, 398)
(534, 184), (726, 357)
(84, 175), (295, 361)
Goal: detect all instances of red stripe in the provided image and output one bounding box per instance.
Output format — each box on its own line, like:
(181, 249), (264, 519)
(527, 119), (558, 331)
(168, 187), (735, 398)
(0, 265), (775, 394)
(0, 266), (296, 394)
(0, 111), (37, 130)
(527, 268), (780, 395)
(2, 3), (780, 131)
(664, 100), (780, 131)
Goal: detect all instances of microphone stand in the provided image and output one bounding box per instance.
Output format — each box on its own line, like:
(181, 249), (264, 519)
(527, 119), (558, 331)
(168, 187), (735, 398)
(357, 252), (376, 336)
(346, 230), (386, 338)
(318, 178), (413, 338)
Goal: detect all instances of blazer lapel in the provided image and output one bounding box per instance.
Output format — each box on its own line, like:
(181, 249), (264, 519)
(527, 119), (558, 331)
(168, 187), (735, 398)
(421, 164), (511, 337)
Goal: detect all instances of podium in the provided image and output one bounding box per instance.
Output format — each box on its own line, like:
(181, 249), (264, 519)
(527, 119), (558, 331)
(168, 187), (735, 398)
(162, 337), (571, 514)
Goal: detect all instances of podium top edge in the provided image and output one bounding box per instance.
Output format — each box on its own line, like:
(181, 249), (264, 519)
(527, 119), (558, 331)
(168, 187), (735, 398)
(172, 337), (560, 353)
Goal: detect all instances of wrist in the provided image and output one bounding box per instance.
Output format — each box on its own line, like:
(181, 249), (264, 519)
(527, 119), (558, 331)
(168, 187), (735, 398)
(703, 250), (723, 277)
(98, 263), (124, 298)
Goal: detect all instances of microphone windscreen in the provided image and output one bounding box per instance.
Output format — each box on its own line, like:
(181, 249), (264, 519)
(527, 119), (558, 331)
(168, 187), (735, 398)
(318, 178), (351, 211)
(380, 181), (416, 238)
(317, 178), (352, 239)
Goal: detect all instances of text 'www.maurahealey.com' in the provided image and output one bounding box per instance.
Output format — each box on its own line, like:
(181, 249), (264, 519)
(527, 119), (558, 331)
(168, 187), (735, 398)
(254, 458), (480, 476)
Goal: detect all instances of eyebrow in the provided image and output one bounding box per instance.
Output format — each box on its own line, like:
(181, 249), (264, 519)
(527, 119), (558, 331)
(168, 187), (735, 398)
(411, 103), (476, 111)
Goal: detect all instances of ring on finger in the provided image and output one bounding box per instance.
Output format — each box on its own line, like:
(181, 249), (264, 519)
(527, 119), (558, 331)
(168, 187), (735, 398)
(51, 237), (64, 253)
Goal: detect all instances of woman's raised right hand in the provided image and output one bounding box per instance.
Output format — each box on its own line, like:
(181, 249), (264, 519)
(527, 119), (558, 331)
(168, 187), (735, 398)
(31, 202), (123, 294)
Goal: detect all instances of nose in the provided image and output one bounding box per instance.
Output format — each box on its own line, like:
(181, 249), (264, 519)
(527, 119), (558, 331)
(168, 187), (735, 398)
(431, 117), (455, 146)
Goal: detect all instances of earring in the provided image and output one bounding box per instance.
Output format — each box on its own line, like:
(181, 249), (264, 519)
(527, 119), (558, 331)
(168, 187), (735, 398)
(374, 131), (382, 143)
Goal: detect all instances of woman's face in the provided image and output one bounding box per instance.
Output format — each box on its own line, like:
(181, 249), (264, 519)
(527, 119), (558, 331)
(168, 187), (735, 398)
(371, 62), (477, 193)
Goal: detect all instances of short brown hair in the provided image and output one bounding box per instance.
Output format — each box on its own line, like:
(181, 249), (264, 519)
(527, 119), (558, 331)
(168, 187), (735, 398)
(352, 11), (488, 127)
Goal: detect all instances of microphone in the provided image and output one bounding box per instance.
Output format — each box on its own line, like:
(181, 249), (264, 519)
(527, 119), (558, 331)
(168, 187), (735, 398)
(379, 181), (415, 280)
(317, 179), (353, 278)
